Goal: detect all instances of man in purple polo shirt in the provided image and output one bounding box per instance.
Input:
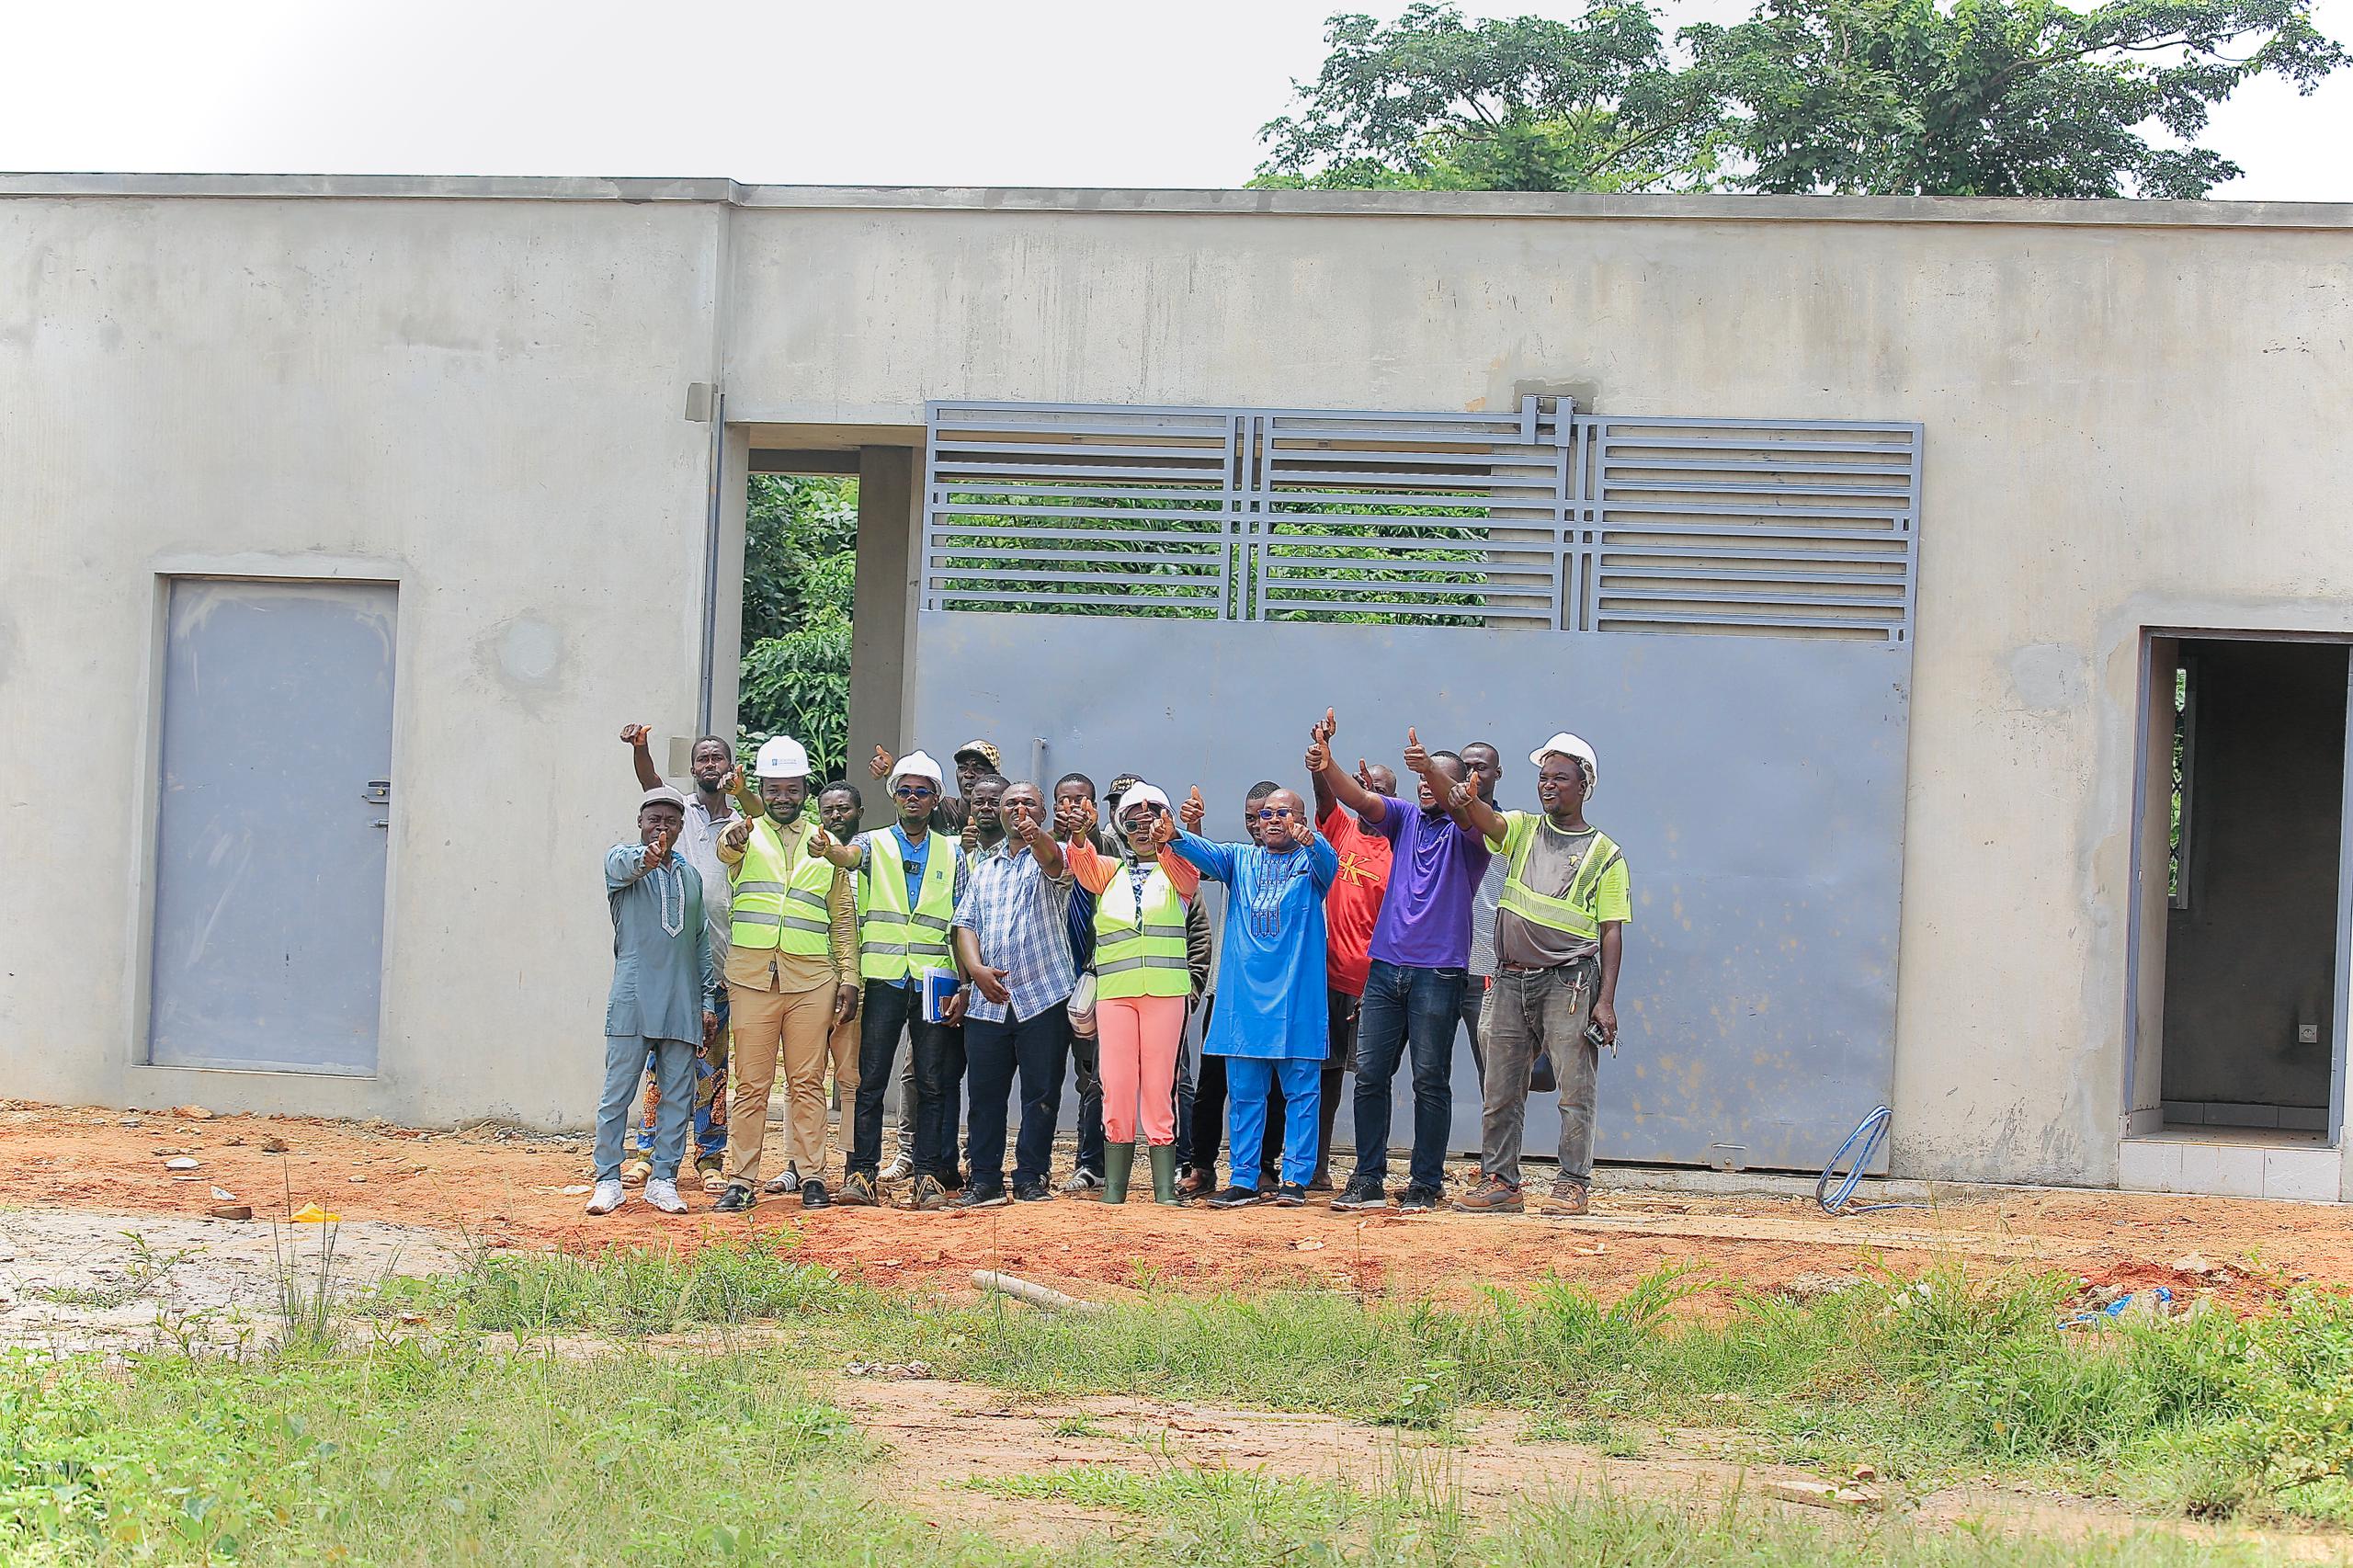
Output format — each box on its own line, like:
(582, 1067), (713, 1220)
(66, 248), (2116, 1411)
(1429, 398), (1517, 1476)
(1308, 714), (1489, 1213)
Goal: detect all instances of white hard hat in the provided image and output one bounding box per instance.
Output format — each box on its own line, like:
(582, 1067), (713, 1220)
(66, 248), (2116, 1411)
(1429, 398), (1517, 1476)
(754, 734), (811, 779)
(1528, 732), (1599, 795)
(889, 749), (946, 791)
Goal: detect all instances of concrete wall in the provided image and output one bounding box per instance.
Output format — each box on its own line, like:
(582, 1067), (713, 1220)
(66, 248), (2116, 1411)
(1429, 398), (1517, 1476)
(7, 178), (2353, 1189)
(0, 191), (725, 1125)
(2162, 640), (2346, 1114)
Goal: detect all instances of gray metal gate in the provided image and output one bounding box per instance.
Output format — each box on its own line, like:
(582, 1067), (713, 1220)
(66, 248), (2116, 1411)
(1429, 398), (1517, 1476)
(913, 399), (1920, 1172)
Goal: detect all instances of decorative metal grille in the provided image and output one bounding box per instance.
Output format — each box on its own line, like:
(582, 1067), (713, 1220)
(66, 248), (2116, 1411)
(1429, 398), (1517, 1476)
(922, 398), (1920, 642)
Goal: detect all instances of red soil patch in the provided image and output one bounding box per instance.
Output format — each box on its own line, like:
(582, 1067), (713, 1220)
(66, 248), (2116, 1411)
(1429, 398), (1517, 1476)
(0, 1101), (2339, 1309)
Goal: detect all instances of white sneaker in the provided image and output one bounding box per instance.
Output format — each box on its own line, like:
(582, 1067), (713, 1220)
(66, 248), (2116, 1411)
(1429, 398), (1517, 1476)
(585, 1179), (625, 1215)
(881, 1152), (915, 1183)
(764, 1163), (801, 1195)
(643, 1178), (688, 1214)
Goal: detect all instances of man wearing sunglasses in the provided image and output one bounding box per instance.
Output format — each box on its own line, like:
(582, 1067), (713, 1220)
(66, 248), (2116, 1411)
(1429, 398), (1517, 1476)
(817, 750), (970, 1210)
(1165, 783), (1337, 1208)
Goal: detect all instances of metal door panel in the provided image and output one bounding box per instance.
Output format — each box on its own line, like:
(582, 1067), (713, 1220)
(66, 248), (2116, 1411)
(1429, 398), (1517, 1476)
(147, 580), (396, 1074)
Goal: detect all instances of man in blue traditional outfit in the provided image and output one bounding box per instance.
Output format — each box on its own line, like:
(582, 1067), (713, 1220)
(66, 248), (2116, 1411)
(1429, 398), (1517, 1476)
(1160, 784), (1337, 1209)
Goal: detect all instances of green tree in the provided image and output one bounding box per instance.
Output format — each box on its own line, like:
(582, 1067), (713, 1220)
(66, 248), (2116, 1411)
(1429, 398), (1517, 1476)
(1687, 0), (2347, 198)
(1256, 2), (1728, 191)
(1256, 0), (2344, 198)
(738, 474), (855, 781)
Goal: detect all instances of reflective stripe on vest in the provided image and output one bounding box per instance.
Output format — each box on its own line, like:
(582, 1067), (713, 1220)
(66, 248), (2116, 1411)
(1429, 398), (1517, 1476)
(1497, 826), (1621, 945)
(729, 818), (837, 956)
(860, 829), (960, 982)
(1092, 865), (1190, 1000)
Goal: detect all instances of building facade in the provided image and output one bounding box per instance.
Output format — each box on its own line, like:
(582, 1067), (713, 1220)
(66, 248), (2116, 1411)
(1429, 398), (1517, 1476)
(4, 176), (2348, 1197)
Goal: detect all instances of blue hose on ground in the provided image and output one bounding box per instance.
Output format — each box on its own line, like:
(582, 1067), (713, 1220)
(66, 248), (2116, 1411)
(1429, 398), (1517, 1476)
(1816, 1104), (1926, 1214)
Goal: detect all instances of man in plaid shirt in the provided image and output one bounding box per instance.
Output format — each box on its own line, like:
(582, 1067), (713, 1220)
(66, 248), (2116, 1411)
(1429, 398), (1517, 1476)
(949, 780), (1076, 1208)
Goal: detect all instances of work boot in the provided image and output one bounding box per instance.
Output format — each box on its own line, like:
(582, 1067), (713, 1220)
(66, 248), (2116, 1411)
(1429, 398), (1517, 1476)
(1452, 1176), (1524, 1215)
(1102, 1142), (1136, 1205)
(1147, 1144), (1179, 1206)
(836, 1171), (878, 1207)
(1543, 1178), (1591, 1217)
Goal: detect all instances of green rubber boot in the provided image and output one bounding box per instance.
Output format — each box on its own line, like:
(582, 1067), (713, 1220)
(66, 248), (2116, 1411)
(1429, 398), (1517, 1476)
(1146, 1143), (1179, 1206)
(1102, 1142), (1136, 1205)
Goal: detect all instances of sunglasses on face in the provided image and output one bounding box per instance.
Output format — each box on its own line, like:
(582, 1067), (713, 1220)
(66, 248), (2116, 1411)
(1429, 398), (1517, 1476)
(893, 785), (937, 801)
(1255, 807), (1298, 821)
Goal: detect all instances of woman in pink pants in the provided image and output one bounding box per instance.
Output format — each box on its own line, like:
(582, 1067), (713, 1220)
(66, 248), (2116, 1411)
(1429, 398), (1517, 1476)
(1063, 784), (1202, 1205)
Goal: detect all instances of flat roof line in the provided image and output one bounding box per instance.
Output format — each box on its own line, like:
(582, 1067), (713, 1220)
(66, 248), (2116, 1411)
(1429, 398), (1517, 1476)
(2, 172), (2349, 230)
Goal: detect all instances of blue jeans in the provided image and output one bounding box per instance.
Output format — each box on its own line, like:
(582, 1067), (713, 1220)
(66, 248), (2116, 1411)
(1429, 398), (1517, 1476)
(963, 1003), (1072, 1192)
(1225, 1056), (1322, 1190)
(1348, 960), (1467, 1193)
(598, 1034), (694, 1183)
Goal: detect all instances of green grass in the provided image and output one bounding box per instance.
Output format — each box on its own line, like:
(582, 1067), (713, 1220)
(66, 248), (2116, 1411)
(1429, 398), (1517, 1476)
(0, 1340), (1010, 1566)
(883, 1262), (2353, 1520)
(972, 1461), (2283, 1567)
(361, 1241), (2353, 1525)
(374, 1228), (871, 1336)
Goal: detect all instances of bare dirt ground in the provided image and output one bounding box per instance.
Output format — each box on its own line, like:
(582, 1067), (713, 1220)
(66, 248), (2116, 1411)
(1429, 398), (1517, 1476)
(827, 1373), (2351, 1561)
(0, 1101), (2337, 1312)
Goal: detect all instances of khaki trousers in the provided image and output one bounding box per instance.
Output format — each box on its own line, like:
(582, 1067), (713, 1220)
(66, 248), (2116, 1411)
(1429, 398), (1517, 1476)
(791, 1013), (863, 1176)
(724, 983), (834, 1188)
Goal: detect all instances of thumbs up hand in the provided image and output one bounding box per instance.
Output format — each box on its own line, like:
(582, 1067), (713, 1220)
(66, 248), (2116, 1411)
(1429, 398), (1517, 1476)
(868, 744), (893, 780)
(1179, 786), (1206, 833)
(1403, 726), (1433, 777)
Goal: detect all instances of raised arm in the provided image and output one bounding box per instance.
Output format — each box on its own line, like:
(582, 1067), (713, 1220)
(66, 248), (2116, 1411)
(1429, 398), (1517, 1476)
(1311, 712), (1385, 824)
(816, 824), (863, 869)
(1164, 827), (1238, 887)
(621, 723), (664, 791)
(1449, 776), (1509, 846)
(1063, 835), (1119, 895)
(725, 763), (764, 822)
(605, 841), (663, 889)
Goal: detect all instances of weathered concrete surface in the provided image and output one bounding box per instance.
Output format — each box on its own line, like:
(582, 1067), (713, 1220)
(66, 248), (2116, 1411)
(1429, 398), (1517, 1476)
(0, 1209), (459, 1356)
(5, 178), (2351, 1189)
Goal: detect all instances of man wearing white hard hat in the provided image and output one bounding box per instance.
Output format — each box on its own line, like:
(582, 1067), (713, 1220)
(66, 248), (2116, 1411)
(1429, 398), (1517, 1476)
(712, 735), (859, 1213)
(1444, 732), (1630, 1218)
(814, 748), (972, 1210)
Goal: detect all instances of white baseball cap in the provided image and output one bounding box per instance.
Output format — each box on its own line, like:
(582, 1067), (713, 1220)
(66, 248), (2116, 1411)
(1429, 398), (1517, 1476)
(639, 785), (688, 812)
(889, 749), (946, 790)
(1112, 782), (1171, 818)
(1528, 732), (1599, 794)
(754, 735), (811, 779)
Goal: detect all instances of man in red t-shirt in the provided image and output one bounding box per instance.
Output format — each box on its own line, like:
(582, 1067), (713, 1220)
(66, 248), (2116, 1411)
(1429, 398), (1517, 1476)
(1297, 709), (1394, 1190)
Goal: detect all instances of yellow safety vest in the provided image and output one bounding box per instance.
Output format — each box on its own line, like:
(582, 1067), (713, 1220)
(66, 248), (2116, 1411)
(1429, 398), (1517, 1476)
(1092, 864), (1191, 1001)
(859, 829), (960, 983)
(1497, 826), (1622, 945)
(730, 817), (837, 956)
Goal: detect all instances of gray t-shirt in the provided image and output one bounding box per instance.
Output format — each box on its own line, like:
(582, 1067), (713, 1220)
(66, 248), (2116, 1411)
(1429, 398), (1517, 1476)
(1495, 824), (1604, 971)
(673, 791), (740, 960)
(1467, 855), (1506, 979)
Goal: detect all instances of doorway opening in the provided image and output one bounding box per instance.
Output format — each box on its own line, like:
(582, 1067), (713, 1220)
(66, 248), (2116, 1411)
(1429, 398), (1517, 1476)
(738, 461), (858, 784)
(2125, 632), (2349, 1199)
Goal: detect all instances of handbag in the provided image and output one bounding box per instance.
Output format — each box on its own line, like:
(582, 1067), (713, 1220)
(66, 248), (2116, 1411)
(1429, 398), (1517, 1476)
(1066, 971), (1098, 1039)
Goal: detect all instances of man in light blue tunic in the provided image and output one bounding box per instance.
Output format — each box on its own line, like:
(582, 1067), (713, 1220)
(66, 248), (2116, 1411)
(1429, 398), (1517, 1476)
(590, 786), (718, 1218)
(1160, 784), (1336, 1209)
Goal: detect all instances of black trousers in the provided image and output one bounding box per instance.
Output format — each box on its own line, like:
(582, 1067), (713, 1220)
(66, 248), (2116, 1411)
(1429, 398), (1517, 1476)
(964, 1004), (1073, 1191)
(849, 980), (962, 1181)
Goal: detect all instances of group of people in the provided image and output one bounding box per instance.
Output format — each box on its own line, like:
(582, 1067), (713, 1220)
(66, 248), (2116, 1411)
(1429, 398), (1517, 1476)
(590, 711), (1630, 1221)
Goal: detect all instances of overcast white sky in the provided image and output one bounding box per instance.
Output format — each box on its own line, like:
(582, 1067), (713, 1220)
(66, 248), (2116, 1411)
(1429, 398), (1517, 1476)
(6, 0), (2347, 199)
